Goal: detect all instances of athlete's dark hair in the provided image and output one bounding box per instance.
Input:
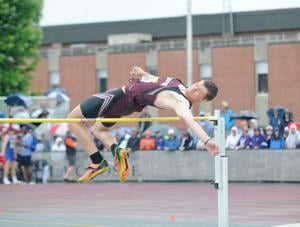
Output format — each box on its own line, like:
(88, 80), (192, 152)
(203, 80), (218, 101)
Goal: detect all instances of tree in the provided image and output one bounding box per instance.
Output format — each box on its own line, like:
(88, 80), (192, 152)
(0, 0), (43, 95)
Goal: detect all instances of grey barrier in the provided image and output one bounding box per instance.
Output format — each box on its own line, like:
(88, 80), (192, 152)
(32, 149), (300, 183)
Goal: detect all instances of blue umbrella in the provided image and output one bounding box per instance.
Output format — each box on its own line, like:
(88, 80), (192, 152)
(232, 110), (258, 120)
(44, 87), (70, 102)
(267, 106), (286, 122)
(267, 106), (287, 118)
(44, 87), (68, 96)
(4, 94), (32, 107)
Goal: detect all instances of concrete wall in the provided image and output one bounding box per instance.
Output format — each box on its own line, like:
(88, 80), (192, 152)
(32, 150), (300, 183)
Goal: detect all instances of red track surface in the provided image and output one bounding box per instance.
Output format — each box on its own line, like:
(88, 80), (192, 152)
(0, 182), (299, 226)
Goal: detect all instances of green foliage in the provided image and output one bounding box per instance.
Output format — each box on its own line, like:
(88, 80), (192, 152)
(0, 0), (43, 95)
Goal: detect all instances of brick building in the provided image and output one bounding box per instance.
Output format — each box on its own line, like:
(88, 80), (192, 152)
(32, 8), (300, 125)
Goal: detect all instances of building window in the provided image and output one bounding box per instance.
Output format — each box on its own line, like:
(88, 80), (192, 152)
(97, 69), (107, 93)
(49, 71), (60, 87)
(256, 62), (268, 94)
(200, 64), (212, 79)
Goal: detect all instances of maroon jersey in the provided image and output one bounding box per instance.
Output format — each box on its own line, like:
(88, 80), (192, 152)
(86, 75), (191, 119)
(124, 75), (191, 111)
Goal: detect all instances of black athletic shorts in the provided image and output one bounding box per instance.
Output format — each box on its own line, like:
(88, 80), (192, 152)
(19, 155), (32, 167)
(80, 88), (124, 128)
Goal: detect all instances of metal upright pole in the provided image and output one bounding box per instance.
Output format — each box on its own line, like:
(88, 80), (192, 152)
(214, 110), (229, 227)
(186, 0), (193, 87)
(228, 0), (234, 36)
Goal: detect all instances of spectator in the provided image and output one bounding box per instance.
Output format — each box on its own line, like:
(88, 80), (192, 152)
(164, 129), (180, 151)
(19, 127), (35, 184)
(221, 101), (235, 133)
(36, 134), (51, 152)
(0, 130), (3, 154)
(127, 128), (140, 152)
(198, 111), (214, 137)
(51, 137), (67, 153)
(31, 103), (50, 127)
(179, 130), (194, 151)
(283, 127), (289, 141)
(269, 109), (282, 130)
(138, 107), (152, 135)
(64, 132), (77, 182)
(1, 126), (21, 184)
(139, 130), (155, 151)
(270, 128), (285, 150)
(264, 125), (273, 148)
(50, 136), (67, 169)
(225, 126), (240, 150)
(154, 130), (165, 150)
(195, 139), (206, 150)
(280, 111), (293, 135)
(111, 126), (122, 144)
(248, 119), (258, 137)
(236, 127), (251, 150)
(10, 105), (30, 119)
(119, 131), (131, 149)
(285, 124), (300, 149)
(251, 128), (266, 149)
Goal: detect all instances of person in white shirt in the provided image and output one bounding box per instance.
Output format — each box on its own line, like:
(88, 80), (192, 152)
(225, 126), (240, 150)
(50, 137), (66, 162)
(285, 124), (300, 149)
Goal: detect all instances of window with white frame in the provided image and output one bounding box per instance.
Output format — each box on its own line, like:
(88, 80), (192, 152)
(97, 69), (107, 93)
(256, 62), (268, 94)
(200, 64), (212, 79)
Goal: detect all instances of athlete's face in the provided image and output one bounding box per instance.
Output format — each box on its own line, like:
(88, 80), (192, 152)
(186, 81), (208, 103)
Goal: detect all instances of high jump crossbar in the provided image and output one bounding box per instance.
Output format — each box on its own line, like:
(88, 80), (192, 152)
(0, 111), (228, 227)
(0, 116), (217, 123)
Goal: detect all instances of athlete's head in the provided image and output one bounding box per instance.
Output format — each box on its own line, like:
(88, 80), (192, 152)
(186, 80), (218, 103)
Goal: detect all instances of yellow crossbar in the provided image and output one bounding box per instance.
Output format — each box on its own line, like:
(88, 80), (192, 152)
(0, 116), (217, 123)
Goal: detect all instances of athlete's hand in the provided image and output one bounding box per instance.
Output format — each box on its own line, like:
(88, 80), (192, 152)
(205, 139), (220, 156)
(130, 66), (147, 77)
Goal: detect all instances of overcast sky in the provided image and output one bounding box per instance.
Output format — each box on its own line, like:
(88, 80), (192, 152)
(41, 0), (300, 26)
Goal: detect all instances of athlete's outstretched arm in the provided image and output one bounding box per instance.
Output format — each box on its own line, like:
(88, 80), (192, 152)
(174, 102), (219, 156)
(177, 105), (219, 155)
(155, 91), (219, 156)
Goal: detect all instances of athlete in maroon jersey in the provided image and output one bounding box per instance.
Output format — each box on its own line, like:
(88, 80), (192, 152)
(68, 66), (219, 183)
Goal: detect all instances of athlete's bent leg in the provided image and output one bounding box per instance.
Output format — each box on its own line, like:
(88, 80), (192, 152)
(68, 106), (109, 182)
(68, 105), (98, 156)
(92, 123), (130, 183)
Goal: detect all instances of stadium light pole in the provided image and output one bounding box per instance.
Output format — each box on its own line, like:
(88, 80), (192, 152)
(186, 0), (193, 87)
